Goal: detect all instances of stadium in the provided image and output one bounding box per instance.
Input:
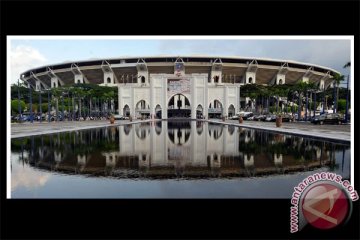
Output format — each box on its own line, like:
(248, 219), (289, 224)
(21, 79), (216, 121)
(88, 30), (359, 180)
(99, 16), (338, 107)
(20, 56), (339, 119)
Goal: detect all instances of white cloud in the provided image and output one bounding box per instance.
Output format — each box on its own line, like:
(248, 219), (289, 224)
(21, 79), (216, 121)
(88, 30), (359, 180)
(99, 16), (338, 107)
(10, 45), (47, 85)
(11, 152), (51, 192)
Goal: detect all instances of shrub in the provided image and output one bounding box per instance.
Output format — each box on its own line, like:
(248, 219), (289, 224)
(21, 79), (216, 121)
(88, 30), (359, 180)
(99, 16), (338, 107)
(11, 100), (26, 114)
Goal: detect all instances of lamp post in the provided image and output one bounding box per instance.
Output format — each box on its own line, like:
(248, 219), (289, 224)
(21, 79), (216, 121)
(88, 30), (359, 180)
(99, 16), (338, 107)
(322, 87), (325, 114)
(297, 91), (301, 121)
(68, 91), (71, 121)
(48, 89), (51, 123)
(28, 82), (33, 123)
(313, 90), (317, 118)
(333, 80), (336, 113)
(305, 90), (308, 121)
(61, 92), (65, 121)
(39, 89), (42, 123)
(345, 74), (350, 123)
(17, 79), (22, 121)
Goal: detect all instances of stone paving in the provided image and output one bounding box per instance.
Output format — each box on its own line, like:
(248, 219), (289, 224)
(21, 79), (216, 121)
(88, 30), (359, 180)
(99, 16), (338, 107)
(209, 119), (351, 143)
(11, 119), (351, 143)
(10, 119), (158, 139)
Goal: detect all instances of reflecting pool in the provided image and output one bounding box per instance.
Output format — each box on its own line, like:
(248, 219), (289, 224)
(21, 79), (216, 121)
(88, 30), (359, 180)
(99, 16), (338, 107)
(10, 121), (350, 198)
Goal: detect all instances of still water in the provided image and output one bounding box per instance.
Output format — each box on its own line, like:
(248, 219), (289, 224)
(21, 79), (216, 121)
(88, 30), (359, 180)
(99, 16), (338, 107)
(11, 121), (350, 198)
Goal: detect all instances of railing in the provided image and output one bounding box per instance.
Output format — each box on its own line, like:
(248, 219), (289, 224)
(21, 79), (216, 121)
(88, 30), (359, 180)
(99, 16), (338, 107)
(208, 108), (223, 113)
(135, 108), (150, 113)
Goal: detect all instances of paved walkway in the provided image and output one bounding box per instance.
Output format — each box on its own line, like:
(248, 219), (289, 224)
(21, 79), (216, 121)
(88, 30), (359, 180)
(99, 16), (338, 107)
(208, 120), (351, 143)
(10, 120), (160, 139)
(11, 119), (351, 143)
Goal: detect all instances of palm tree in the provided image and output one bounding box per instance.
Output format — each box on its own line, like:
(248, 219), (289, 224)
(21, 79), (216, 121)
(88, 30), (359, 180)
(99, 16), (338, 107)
(343, 61), (350, 122)
(332, 73), (345, 113)
(71, 86), (86, 119)
(51, 87), (63, 121)
(292, 82), (306, 120)
(240, 84), (262, 111)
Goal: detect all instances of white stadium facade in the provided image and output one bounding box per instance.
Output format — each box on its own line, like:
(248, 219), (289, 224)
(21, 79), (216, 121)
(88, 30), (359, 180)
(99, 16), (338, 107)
(21, 56), (340, 119)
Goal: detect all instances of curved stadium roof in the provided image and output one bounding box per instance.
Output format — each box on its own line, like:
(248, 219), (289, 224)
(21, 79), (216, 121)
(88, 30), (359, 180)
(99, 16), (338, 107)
(21, 56), (338, 88)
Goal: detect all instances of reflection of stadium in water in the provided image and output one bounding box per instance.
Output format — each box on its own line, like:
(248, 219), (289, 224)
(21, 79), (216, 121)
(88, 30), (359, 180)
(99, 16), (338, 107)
(11, 121), (350, 179)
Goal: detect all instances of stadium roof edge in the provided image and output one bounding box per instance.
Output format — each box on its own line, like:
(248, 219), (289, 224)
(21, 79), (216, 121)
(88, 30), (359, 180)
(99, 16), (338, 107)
(20, 55), (340, 77)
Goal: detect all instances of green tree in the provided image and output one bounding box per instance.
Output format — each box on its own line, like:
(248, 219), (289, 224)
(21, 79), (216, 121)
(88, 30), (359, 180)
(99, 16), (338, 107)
(26, 103), (38, 112)
(332, 73), (345, 113)
(11, 100), (26, 114)
(40, 103), (49, 113)
(337, 99), (348, 113)
(240, 84), (262, 111)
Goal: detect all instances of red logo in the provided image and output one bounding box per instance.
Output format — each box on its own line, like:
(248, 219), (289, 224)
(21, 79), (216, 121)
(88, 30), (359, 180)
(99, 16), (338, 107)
(301, 183), (350, 230)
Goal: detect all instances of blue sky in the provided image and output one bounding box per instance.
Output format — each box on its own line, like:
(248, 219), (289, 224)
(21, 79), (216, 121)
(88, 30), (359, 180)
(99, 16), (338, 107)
(9, 37), (351, 87)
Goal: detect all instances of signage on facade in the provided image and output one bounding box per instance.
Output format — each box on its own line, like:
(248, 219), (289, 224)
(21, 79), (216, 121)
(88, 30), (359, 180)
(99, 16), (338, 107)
(167, 78), (190, 95)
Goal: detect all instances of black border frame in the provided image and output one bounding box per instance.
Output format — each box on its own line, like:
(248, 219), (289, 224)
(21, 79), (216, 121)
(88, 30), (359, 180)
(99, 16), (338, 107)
(1, 0), (359, 239)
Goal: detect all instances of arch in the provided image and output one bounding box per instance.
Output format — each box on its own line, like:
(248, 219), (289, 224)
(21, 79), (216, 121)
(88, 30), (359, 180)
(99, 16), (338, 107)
(208, 123), (223, 139)
(214, 75), (219, 83)
(228, 104), (235, 117)
(278, 79), (283, 84)
(168, 128), (191, 145)
(196, 104), (203, 119)
(155, 121), (162, 135)
(123, 124), (132, 135)
(135, 125), (147, 139)
(168, 94), (191, 118)
(107, 77), (111, 83)
(53, 82), (56, 88)
(77, 79), (81, 84)
(248, 77), (253, 84)
(213, 127), (223, 140)
(123, 104), (130, 117)
(228, 125), (235, 135)
(141, 76), (145, 84)
(135, 100), (149, 118)
(208, 99), (223, 119)
(155, 104), (162, 119)
(196, 121), (203, 135)
(136, 100), (147, 109)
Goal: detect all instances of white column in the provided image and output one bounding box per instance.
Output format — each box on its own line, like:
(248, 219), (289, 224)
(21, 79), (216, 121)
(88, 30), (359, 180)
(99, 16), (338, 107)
(236, 86), (240, 113)
(224, 86), (228, 117)
(181, 129), (185, 143)
(74, 74), (83, 84)
(204, 78), (208, 119)
(51, 77), (58, 88)
(150, 77), (155, 118)
(191, 77), (197, 119)
(191, 121), (196, 163)
(131, 88), (135, 118)
(35, 80), (41, 91)
(118, 85), (122, 115)
(163, 76), (168, 119)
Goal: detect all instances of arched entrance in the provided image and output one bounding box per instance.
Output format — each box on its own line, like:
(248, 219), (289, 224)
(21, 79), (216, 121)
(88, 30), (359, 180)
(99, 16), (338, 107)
(135, 100), (150, 118)
(208, 100), (223, 119)
(168, 122), (191, 145)
(155, 104), (162, 119)
(168, 94), (191, 118)
(196, 104), (203, 119)
(228, 104), (235, 117)
(123, 104), (130, 117)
